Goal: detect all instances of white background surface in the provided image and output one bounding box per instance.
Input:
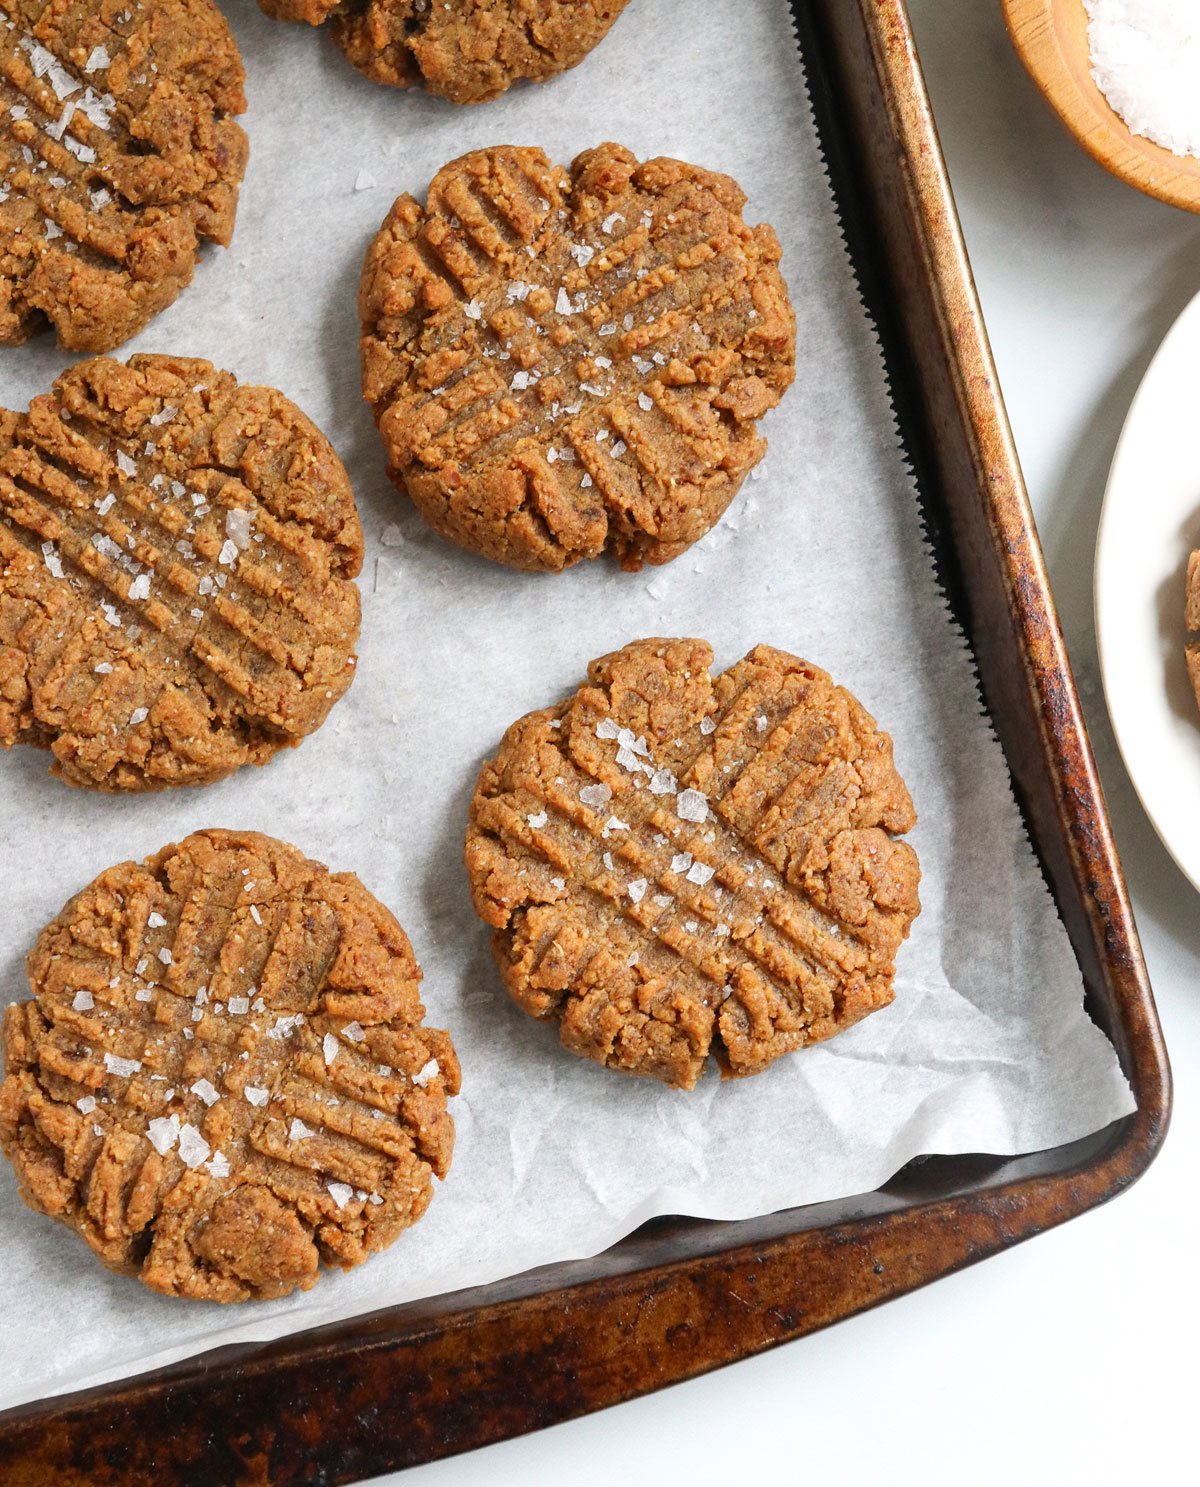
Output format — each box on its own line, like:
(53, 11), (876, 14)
(375, 2), (1200, 1483)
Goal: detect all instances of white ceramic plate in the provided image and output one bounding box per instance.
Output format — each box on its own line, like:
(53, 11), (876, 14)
(1096, 287), (1200, 891)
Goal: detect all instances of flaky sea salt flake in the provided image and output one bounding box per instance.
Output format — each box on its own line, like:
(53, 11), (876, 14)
(225, 508), (253, 549)
(677, 788), (708, 822)
(103, 1052), (141, 1078)
(412, 1058), (439, 1088)
(177, 1124), (210, 1169)
(146, 1115), (180, 1155)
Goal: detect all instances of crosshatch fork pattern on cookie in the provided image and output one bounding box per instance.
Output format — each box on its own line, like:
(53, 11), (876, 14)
(467, 639), (920, 1089)
(0, 355), (362, 790)
(0, 830), (459, 1301)
(0, 0), (247, 350)
(361, 143), (796, 572)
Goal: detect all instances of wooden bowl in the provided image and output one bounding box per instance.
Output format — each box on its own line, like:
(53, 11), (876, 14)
(1002, 0), (1200, 213)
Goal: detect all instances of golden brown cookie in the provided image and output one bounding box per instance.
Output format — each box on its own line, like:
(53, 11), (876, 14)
(0, 829), (460, 1302)
(466, 639), (921, 1089)
(259, 0), (629, 105)
(360, 143), (796, 572)
(1186, 550), (1200, 711)
(0, 353), (363, 791)
(0, 0), (248, 352)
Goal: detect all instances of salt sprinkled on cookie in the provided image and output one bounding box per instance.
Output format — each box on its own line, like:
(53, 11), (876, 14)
(466, 638), (920, 1088)
(0, 355), (364, 792)
(0, 830), (460, 1302)
(0, 4), (248, 351)
(359, 144), (795, 573)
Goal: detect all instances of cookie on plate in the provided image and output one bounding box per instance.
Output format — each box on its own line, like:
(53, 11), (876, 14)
(0, 353), (362, 791)
(0, 0), (248, 351)
(360, 143), (795, 572)
(259, 0), (629, 105)
(1185, 550), (1200, 712)
(465, 638), (920, 1089)
(0, 829), (460, 1301)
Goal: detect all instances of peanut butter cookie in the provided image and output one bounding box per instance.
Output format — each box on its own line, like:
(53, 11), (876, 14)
(0, 354), (362, 791)
(0, 829), (460, 1301)
(360, 143), (795, 572)
(259, 0), (629, 105)
(466, 639), (920, 1089)
(1185, 549), (1200, 714)
(0, 0), (248, 351)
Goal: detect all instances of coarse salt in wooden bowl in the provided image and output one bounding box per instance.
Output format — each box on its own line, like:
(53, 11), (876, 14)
(1002, 0), (1200, 213)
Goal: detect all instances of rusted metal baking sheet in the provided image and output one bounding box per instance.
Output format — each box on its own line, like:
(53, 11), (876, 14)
(0, 1), (1170, 1481)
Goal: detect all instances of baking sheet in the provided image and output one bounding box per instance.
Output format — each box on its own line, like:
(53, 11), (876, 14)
(0, 0), (1133, 1409)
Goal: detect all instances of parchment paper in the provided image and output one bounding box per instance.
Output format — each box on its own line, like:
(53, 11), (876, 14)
(0, 0), (1133, 1409)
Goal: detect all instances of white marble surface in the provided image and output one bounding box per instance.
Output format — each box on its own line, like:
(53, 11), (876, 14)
(374, 2), (1200, 1480)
